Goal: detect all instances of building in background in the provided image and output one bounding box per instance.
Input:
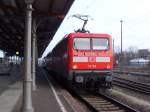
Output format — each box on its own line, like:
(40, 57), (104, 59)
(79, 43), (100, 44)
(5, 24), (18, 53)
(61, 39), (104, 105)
(129, 58), (150, 67)
(138, 49), (150, 59)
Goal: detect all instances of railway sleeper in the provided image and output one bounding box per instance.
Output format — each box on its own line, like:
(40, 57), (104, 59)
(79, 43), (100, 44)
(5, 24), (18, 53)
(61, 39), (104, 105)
(92, 103), (115, 107)
(94, 104), (119, 108)
(83, 98), (108, 103)
(89, 102), (111, 105)
(96, 106), (121, 111)
(99, 110), (125, 112)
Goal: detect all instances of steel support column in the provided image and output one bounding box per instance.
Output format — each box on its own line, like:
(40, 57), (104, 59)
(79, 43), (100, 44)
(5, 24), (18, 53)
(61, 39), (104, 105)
(32, 18), (37, 91)
(22, 2), (34, 112)
(35, 39), (38, 66)
(120, 20), (123, 67)
(35, 37), (38, 69)
(120, 20), (123, 58)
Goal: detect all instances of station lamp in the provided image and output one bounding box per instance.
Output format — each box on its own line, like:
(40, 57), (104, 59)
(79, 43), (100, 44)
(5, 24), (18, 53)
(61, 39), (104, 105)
(16, 51), (19, 55)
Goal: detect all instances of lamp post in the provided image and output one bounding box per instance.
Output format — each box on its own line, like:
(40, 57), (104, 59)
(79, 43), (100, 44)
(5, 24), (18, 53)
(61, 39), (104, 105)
(120, 20), (123, 66)
(22, 0), (34, 112)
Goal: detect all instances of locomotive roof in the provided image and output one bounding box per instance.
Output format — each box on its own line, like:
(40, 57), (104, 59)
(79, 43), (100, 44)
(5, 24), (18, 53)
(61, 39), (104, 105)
(68, 32), (112, 38)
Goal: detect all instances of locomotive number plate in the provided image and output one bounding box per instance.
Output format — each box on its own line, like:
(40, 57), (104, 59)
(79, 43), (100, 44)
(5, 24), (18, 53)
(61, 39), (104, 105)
(75, 76), (84, 83)
(88, 64), (96, 68)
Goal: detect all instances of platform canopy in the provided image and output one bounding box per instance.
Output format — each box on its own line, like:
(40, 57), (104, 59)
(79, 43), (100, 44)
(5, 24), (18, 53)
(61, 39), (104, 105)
(0, 0), (74, 57)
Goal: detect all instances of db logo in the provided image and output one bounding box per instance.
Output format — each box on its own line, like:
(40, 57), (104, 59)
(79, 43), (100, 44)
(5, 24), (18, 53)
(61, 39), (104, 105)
(88, 57), (96, 62)
(88, 64), (96, 68)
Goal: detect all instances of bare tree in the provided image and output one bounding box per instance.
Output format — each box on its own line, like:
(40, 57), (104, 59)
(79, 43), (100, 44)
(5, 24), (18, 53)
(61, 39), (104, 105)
(114, 46), (138, 66)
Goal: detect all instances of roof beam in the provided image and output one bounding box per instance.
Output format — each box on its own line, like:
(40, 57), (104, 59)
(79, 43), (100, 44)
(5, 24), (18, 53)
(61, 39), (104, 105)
(0, 19), (18, 40)
(0, 4), (17, 11)
(47, 12), (65, 19)
(0, 2), (24, 43)
(15, 0), (25, 13)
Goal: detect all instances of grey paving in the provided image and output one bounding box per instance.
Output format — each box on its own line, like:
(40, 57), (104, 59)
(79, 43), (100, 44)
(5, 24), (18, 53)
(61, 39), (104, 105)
(1, 67), (75, 112)
(0, 82), (22, 112)
(32, 68), (62, 112)
(0, 64), (22, 112)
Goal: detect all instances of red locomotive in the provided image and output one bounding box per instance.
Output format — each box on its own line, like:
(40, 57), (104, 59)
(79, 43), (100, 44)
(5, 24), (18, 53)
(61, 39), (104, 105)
(46, 15), (113, 90)
(46, 32), (113, 90)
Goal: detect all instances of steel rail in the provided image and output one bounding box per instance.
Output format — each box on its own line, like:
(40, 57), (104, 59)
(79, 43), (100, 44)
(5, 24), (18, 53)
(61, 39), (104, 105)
(98, 92), (138, 112)
(114, 76), (150, 88)
(44, 68), (139, 112)
(113, 77), (150, 94)
(113, 70), (150, 76)
(74, 91), (138, 112)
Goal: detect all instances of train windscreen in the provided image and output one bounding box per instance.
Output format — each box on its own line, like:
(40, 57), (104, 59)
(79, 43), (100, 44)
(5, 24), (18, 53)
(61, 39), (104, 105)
(74, 38), (90, 50)
(92, 38), (108, 50)
(73, 38), (108, 50)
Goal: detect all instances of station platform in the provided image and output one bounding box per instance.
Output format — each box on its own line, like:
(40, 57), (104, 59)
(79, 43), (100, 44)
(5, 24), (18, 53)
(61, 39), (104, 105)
(13, 67), (75, 112)
(31, 68), (64, 112)
(0, 66), (77, 112)
(0, 65), (22, 112)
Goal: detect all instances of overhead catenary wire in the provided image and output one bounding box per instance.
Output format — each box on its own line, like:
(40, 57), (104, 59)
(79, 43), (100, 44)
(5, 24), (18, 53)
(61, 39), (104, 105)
(42, 0), (97, 58)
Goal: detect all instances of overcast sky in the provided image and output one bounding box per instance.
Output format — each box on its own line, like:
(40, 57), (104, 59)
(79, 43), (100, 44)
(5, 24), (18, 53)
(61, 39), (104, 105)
(42, 0), (150, 58)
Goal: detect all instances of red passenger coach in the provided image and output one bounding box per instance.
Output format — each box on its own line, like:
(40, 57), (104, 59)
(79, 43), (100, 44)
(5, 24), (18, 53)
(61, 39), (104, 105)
(46, 32), (113, 90)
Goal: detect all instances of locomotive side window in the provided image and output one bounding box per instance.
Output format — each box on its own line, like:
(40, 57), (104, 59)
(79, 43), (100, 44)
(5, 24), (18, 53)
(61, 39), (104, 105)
(92, 38), (108, 50)
(74, 38), (90, 50)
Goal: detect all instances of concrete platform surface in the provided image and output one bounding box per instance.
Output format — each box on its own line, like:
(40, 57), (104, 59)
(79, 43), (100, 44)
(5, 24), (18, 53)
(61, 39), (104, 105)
(31, 69), (62, 112)
(14, 68), (74, 112)
(0, 81), (22, 112)
(8, 67), (77, 112)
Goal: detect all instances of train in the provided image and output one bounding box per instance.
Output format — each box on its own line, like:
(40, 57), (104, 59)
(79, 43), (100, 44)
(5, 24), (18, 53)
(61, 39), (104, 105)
(45, 32), (113, 90)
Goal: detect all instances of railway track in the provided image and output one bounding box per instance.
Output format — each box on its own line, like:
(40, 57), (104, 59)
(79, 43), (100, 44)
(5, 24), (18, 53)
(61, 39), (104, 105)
(76, 92), (138, 112)
(113, 70), (150, 76)
(45, 69), (139, 112)
(113, 76), (150, 94)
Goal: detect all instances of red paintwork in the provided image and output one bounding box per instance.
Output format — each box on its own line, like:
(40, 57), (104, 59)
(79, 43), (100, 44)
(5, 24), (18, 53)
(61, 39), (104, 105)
(67, 33), (113, 70)
(46, 32), (113, 78)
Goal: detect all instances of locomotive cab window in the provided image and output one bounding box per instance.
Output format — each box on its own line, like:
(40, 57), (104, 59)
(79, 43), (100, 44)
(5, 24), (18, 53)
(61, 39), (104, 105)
(74, 38), (90, 50)
(92, 38), (108, 50)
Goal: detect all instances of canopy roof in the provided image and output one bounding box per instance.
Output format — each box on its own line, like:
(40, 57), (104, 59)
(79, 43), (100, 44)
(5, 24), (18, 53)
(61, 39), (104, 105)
(0, 0), (74, 56)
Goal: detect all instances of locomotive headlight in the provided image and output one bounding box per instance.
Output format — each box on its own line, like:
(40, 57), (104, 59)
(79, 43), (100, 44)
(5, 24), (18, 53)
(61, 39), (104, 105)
(73, 65), (78, 69)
